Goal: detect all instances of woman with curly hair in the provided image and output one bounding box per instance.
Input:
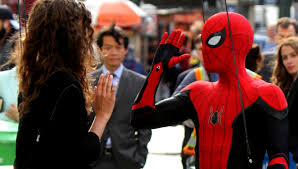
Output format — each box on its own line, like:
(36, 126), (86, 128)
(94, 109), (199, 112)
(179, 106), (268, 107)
(14, 0), (117, 168)
(272, 37), (298, 95)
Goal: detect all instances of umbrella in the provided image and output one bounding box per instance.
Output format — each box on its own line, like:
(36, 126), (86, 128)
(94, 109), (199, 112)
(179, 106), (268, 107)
(85, 0), (146, 27)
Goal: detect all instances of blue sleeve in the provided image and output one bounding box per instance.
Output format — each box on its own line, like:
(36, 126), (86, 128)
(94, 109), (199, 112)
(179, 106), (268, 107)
(173, 71), (196, 95)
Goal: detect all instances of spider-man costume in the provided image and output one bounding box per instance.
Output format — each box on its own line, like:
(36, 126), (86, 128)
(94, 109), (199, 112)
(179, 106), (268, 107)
(131, 12), (288, 169)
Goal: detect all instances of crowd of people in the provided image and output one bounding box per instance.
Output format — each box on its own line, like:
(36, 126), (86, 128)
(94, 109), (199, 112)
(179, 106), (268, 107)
(0, 0), (297, 169)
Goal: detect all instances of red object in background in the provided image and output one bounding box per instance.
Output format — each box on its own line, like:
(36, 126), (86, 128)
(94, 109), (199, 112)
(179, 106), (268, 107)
(174, 12), (202, 24)
(96, 0), (145, 27)
(2, 0), (37, 27)
(2, 0), (37, 17)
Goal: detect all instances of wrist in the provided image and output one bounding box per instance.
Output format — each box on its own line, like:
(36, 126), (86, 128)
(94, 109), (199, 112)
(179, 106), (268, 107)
(90, 116), (109, 138)
(95, 113), (110, 122)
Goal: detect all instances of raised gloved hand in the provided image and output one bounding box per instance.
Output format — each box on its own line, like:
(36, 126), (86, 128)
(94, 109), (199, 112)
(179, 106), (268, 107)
(132, 30), (190, 111)
(151, 29), (190, 73)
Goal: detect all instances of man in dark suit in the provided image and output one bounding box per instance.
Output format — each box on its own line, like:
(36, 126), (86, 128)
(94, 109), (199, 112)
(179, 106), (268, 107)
(90, 26), (151, 169)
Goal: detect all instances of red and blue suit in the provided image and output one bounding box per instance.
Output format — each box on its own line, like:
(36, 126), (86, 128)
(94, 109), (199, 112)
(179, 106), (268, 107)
(131, 12), (288, 169)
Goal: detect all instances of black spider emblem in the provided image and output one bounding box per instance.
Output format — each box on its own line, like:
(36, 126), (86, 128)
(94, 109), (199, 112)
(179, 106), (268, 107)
(212, 111), (219, 125)
(208, 106), (224, 126)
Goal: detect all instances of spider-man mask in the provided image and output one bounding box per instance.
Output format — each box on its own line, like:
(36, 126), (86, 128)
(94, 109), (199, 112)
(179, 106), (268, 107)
(201, 12), (253, 74)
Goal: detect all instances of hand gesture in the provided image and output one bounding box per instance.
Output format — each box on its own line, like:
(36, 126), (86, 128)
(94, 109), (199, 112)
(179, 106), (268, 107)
(152, 30), (190, 71)
(5, 104), (19, 122)
(92, 72), (117, 122)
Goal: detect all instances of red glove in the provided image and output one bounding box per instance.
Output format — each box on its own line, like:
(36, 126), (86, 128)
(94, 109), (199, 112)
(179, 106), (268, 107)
(132, 30), (190, 110)
(152, 30), (190, 70)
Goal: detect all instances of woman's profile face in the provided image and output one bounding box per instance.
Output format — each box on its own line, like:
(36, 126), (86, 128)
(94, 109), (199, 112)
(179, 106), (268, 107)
(281, 45), (298, 77)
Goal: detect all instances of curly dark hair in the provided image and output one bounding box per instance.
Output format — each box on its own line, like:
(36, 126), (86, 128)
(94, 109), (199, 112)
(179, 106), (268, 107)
(272, 37), (298, 95)
(17, 0), (94, 116)
(245, 44), (264, 72)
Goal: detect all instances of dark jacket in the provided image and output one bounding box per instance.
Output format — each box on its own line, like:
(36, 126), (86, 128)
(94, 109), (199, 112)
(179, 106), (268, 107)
(288, 76), (298, 162)
(90, 67), (151, 169)
(14, 72), (101, 169)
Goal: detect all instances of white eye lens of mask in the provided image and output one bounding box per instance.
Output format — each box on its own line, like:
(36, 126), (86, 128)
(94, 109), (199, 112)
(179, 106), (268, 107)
(208, 36), (221, 46)
(206, 28), (226, 48)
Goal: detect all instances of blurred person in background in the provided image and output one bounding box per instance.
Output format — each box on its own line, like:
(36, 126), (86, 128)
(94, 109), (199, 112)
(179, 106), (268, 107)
(0, 5), (19, 68)
(90, 25), (151, 169)
(262, 24), (276, 53)
(14, 0), (117, 168)
(271, 36), (298, 169)
(0, 32), (20, 122)
(245, 44), (264, 73)
(260, 17), (297, 82)
(188, 34), (203, 68)
(190, 20), (203, 53)
(275, 17), (297, 44)
(123, 45), (146, 75)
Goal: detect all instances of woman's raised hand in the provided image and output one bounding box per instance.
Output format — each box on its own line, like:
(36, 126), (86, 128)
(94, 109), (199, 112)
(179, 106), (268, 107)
(92, 72), (117, 122)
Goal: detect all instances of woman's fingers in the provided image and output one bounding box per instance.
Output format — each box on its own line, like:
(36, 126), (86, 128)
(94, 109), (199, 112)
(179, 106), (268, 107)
(102, 72), (110, 97)
(96, 72), (117, 98)
(106, 74), (113, 96)
(95, 72), (118, 100)
(96, 74), (104, 96)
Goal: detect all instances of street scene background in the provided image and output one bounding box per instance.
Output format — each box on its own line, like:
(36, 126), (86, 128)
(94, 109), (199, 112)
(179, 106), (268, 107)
(0, 0), (298, 169)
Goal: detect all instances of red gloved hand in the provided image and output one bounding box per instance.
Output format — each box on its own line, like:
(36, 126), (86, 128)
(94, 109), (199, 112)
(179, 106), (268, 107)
(131, 30), (190, 111)
(152, 30), (190, 71)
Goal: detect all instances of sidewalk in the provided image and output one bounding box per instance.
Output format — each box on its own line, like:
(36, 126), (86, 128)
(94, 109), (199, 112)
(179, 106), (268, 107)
(0, 125), (185, 169)
(143, 125), (185, 169)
